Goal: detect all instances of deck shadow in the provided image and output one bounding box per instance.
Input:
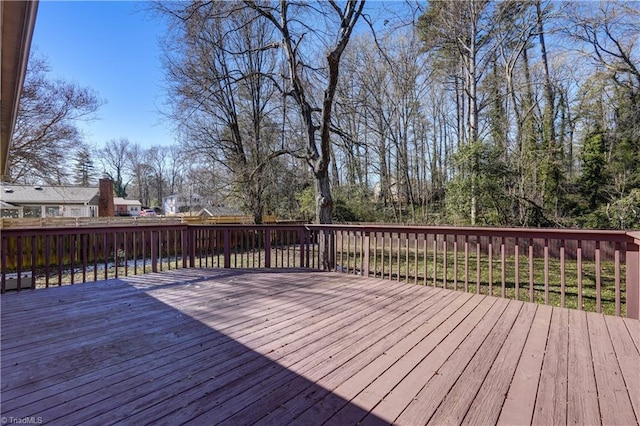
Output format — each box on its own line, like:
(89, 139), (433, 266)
(0, 269), (386, 425)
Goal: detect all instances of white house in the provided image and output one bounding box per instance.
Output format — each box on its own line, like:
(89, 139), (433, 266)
(162, 192), (203, 215)
(0, 183), (99, 218)
(113, 197), (142, 217)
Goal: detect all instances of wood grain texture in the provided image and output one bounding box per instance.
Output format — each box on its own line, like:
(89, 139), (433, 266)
(588, 313), (638, 425)
(566, 309), (600, 425)
(533, 307), (569, 426)
(604, 315), (640, 420)
(1, 268), (637, 426)
(497, 303), (553, 426)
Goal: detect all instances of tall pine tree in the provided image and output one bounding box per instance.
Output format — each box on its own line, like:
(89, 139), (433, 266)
(73, 147), (95, 187)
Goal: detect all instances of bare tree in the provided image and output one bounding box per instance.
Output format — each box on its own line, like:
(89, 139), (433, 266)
(146, 146), (169, 208)
(99, 138), (133, 198)
(244, 1), (366, 267)
(564, 1), (640, 226)
(245, 1), (365, 225)
(417, 0), (495, 224)
(565, 1), (640, 91)
(157, 1), (288, 223)
(7, 54), (102, 184)
(336, 30), (430, 222)
(165, 144), (186, 195)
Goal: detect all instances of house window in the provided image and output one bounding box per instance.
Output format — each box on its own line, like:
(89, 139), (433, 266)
(23, 206), (42, 218)
(68, 207), (82, 217)
(1, 209), (19, 218)
(45, 206), (62, 217)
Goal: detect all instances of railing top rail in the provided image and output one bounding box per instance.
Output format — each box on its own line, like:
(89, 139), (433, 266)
(0, 223), (189, 236)
(188, 223), (309, 230)
(1, 222), (638, 245)
(0, 217), (184, 228)
(627, 230), (640, 244)
(305, 224), (637, 243)
(0, 223), (310, 236)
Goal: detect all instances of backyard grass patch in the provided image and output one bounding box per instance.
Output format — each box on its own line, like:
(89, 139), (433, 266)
(338, 247), (624, 316)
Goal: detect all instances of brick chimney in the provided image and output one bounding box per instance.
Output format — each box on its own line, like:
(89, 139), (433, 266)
(98, 178), (115, 217)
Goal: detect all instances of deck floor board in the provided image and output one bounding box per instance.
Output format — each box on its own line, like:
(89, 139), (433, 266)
(1, 268), (638, 425)
(588, 314), (638, 425)
(567, 309), (600, 425)
(461, 302), (537, 425)
(604, 315), (640, 419)
(497, 304), (552, 425)
(245, 290), (460, 426)
(534, 307), (569, 425)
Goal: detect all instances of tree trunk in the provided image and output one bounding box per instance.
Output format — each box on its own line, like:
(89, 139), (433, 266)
(468, 12), (479, 226)
(316, 172), (334, 269)
(537, 0), (559, 216)
(247, 0), (364, 268)
(315, 173), (333, 223)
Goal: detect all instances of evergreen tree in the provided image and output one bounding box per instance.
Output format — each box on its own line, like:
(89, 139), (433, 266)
(577, 130), (608, 210)
(73, 147), (95, 187)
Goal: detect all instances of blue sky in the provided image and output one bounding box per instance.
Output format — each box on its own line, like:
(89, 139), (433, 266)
(30, 1), (409, 151)
(31, 1), (173, 149)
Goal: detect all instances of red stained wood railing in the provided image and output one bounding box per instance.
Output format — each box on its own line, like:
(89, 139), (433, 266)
(306, 225), (640, 319)
(1, 223), (639, 319)
(0, 224), (317, 291)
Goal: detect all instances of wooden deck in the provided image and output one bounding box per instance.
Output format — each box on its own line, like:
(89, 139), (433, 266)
(1, 269), (638, 425)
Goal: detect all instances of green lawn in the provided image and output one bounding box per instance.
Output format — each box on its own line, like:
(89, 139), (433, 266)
(338, 247), (624, 316)
(23, 242), (625, 316)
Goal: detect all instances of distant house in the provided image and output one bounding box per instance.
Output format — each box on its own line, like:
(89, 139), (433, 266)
(373, 179), (400, 202)
(0, 184), (100, 218)
(113, 197), (142, 217)
(162, 192), (203, 216)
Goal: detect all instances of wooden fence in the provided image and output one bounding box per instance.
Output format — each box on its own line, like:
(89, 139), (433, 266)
(0, 214), (278, 229)
(0, 217), (182, 229)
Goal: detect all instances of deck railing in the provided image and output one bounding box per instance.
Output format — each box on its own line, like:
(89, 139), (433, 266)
(0, 224), (316, 287)
(1, 224), (638, 319)
(311, 225), (640, 319)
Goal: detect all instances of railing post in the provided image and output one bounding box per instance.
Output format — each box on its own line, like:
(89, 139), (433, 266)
(17, 236), (23, 290)
(363, 232), (370, 277)
(31, 235), (37, 288)
(626, 237), (640, 319)
(330, 229), (336, 271)
(302, 228), (313, 268)
(181, 227), (189, 268)
(299, 229), (305, 268)
(1, 236), (7, 293)
(223, 229), (231, 268)
(151, 231), (158, 273)
(189, 227), (196, 267)
(264, 228), (271, 268)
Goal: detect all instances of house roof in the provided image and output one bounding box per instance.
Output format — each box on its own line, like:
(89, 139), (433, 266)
(1, 1), (39, 179)
(113, 197), (142, 206)
(0, 184), (100, 204)
(164, 192), (202, 200)
(0, 200), (19, 209)
(198, 206), (245, 217)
